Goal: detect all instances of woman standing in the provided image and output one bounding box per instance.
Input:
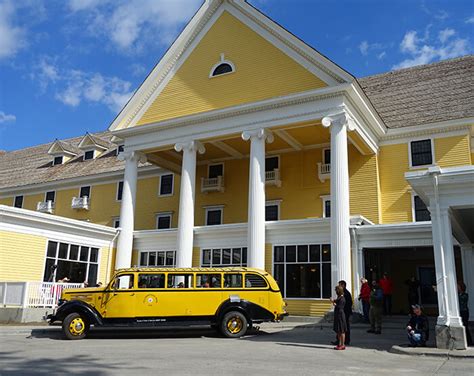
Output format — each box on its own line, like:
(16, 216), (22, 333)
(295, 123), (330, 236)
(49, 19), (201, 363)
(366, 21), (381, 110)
(332, 285), (347, 350)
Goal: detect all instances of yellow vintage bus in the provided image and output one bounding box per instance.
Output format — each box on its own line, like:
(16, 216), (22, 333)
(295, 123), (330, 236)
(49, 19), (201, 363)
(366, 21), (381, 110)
(47, 267), (287, 340)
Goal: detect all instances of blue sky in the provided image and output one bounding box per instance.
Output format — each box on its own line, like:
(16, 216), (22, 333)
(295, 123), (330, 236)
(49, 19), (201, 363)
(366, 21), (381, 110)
(0, 0), (472, 151)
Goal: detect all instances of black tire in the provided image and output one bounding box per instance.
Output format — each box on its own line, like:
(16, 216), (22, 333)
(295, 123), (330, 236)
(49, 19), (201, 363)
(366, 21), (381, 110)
(62, 312), (89, 340)
(220, 311), (248, 338)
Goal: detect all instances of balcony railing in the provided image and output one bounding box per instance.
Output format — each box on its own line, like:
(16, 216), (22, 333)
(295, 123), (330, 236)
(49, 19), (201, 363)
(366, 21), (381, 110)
(71, 196), (90, 210)
(37, 200), (54, 214)
(201, 176), (225, 193)
(265, 169), (281, 187)
(317, 163), (331, 182)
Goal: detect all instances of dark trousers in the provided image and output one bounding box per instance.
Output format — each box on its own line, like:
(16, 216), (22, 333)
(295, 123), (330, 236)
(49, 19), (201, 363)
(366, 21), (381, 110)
(370, 305), (382, 331)
(383, 294), (392, 315)
(362, 301), (370, 322)
(460, 310), (472, 346)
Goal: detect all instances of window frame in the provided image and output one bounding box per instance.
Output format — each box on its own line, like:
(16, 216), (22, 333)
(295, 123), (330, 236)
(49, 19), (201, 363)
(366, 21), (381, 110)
(116, 144), (124, 156)
(155, 212), (173, 230)
(112, 217), (120, 229)
(265, 200), (281, 221)
(13, 195), (24, 209)
(200, 247), (248, 268)
(205, 206), (224, 226)
(265, 155), (280, 172)
(138, 250), (176, 267)
(45, 190), (56, 203)
(273, 243), (332, 300)
(208, 163), (224, 179)
(158, 174), (174, 197)
(408, 138), (435, 169)
(209, 59), (236, 78)
(53, 156), (64, 166)
(79, 186), (91, 199)
(322, 148), (331, 165)
(116, 181), (124, 201)
(83, 149), (95, 161)
(320, 195), (331, 218)
(412, 193), (431, 222)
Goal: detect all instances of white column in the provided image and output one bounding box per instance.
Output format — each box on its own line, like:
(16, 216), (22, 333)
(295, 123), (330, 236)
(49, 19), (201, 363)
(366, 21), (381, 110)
(174, 141), (205, 268)
(461, 244), (474, 320)
(431, 207), (464, 327)
(115, 151), (146, 270)
(242, 129), (274, 270)
(322, 111), (354, 293)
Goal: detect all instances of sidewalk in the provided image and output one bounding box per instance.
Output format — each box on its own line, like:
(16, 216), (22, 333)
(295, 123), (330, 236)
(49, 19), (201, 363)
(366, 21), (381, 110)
(390, 344), (474, 358)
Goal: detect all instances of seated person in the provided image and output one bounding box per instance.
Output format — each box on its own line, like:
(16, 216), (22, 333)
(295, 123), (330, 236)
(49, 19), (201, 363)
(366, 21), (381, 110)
(406, 304), (429, 347)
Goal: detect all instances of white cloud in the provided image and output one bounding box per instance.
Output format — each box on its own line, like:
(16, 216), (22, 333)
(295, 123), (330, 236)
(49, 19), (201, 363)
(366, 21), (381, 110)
(359, 41), (369, 56)
(32, 58), (133, 112)
(377, 51), (386, 60)
(393, 28), (470, 70)
(68, 0), (202, 53)
(0, 111), (16, 123)
(467, 16), (474, 24)
(0, 1), (27, 60)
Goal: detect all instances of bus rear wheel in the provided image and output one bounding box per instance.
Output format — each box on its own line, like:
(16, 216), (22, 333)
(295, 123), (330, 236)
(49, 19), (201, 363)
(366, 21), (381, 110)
(63, 312), (89, 340)
(220, 311), (248, 338)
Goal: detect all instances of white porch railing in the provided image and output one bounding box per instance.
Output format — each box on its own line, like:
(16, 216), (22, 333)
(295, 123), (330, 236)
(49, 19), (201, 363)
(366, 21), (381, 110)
(317, 163), (331, 182)
(36, 201), (55, 214)
(265, 169), (281, 187)
(0, 281), (82, 308)
(201, 176), (225, 193)
(71, 196), (90, 210)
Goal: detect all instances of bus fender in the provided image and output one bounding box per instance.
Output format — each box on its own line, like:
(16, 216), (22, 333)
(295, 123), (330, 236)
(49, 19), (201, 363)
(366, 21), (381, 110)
(50, 300), (103, 326)
(214, 299), (274, 324)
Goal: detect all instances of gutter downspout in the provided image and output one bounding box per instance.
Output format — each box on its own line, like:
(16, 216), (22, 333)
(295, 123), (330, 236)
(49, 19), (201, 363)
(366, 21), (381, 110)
(430, 167), (450, 327)
(106, 228), (121, 284)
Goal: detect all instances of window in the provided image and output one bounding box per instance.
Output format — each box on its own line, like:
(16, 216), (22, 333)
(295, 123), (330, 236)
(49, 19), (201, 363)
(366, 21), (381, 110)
(201, 248), (247, 267)
(14, 195), (23, 208)
(53, 156), (63, 166)
(117, 181), (123, 201)
(116, 144), (124, 155)
(208, 164), (223, 178)
(139, 251), (176, 267)
(159, 174), (174, 196)
(45, 191), (55, 203)
(197, 274), (222, 288)
(113, 218), (120, 228)
(323, 149), (331, 164)
(265, 202), (279, 221)
(79, 186), (91, 198)
(113, 274), (134, 289)
(43, 240), (99, 286)
(321, 196), (331, 218)
(138, 274), (165, 289)
(273, 244), (331, 299)
(245, 274), (267, 288)
(410, 139), (433, 167)
(224, 274), (243, 288)
(211, 63), (234, 77)
(414, 195), (431, 222)
(168, 274), (193, 288)
(84, 150), (94, 160)
(206, 207), (223, 226)
(156, 213), (172, 229)
(265, 156), (279, 172)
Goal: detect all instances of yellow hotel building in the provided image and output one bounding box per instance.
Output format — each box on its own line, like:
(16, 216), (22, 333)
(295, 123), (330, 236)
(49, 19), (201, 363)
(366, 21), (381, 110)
(0, 0), (473, 348)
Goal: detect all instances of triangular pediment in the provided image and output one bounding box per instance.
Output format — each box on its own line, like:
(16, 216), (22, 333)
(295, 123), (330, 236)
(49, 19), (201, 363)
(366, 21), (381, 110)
(110, 0), (353, 131)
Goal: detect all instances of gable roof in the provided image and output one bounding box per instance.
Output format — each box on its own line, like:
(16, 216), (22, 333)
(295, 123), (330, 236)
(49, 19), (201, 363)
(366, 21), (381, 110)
(47, 139), (81, 156)
(78, 133), (113, 150)
(108, 0), (354, 131)
(358, 55), (474, 129)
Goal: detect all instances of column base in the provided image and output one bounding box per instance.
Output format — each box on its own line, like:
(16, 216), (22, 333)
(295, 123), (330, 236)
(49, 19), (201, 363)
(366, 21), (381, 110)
(435, 324), (467, 350)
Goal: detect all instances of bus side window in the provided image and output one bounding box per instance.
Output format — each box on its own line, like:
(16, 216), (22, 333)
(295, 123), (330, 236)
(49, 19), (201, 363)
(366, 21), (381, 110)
(114, 274), (134, 289)
(197, 274), (221, 288)
(167, 274), (192, 288)
(138, 274), (165, 288)
(224, 274), (242, 288)
(245, 274), (267, 288)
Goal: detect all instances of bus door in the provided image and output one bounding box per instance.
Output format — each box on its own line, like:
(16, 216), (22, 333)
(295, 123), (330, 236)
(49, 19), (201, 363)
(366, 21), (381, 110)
(101, 273), (136, 318)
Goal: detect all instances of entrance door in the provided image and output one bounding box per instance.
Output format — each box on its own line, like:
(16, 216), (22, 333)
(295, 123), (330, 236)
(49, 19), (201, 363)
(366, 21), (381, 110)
(101, 274), (136, 319)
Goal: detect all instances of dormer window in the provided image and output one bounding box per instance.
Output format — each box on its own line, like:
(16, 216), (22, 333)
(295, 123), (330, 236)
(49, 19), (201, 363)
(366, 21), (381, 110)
(53, 156), (64, 166)
(210, 53), (235, 78)
(116, 144), (124, 155)
(84, 150), (94, 160)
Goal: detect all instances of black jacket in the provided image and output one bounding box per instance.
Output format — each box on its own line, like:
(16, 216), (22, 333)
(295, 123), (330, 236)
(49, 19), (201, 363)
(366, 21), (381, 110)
(343, 289), (353, 316)
(408, 314), (429, 342)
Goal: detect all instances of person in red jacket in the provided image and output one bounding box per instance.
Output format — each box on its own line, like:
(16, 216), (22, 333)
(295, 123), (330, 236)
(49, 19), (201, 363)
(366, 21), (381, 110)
(358, 278), (371, 322)
(379, 272), (393, 315)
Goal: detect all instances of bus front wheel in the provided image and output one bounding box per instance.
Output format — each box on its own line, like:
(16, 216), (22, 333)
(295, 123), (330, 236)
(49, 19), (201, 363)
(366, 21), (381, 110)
(62, 312), (89, 340)
(220, 311), (248, 338)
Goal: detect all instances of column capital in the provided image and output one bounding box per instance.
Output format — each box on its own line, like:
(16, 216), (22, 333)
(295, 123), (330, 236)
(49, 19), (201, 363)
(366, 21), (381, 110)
(174, 140), (206, 154)
(241, 128), (274, 143)
(118, 150), (147, 163)
(322, 111), (356, 131)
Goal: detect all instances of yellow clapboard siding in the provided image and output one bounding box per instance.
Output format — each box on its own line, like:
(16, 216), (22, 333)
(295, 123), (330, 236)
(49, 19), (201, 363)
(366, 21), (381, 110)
(0, 230), (47, 281)
(136, 11), (327, 126)
(285, 299), (332, 317)
(264, 243), (273, 275)
(98, 246), (114, 285)
(435, 135), (471, 167)
(192, 247), (201, 267)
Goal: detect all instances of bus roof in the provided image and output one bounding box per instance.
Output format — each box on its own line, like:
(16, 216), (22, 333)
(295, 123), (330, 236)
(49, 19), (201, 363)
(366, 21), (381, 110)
(115, 267), (268, 274)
